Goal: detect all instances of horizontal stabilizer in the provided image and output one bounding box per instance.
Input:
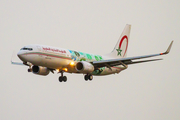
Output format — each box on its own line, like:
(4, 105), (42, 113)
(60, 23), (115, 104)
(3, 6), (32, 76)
(11, 61), (24, 66)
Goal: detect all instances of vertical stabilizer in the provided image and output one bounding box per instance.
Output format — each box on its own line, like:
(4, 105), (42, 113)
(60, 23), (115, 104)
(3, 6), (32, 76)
(107, 24), (131, 58)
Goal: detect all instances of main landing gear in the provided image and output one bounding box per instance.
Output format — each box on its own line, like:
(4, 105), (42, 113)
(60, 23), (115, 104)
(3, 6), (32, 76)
(59, 71), (67, 82)
(58, 71), (93, 82)
(84, 74), (93, 81)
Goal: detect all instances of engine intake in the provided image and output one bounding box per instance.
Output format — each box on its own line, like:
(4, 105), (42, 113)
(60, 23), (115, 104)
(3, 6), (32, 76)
(76, 62), (83, 70)
(75, 61), (94, 73)
(32, 66), (50, 76)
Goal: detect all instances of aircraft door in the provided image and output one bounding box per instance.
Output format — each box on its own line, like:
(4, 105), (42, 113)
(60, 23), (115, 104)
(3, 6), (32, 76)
(37, 46), (41, 51)
(35, 46), (43, 65)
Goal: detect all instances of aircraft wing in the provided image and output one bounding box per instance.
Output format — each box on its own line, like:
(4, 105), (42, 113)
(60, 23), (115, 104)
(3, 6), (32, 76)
(92, 41), (173, 68)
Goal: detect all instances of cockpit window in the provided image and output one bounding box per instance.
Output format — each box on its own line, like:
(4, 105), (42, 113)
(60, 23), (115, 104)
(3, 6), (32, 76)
(20, 47), (33, 51)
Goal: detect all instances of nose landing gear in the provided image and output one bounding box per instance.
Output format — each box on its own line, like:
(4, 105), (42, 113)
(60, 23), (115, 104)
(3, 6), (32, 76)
(28, 68), (32, 72)
(59, 71), (67, 82)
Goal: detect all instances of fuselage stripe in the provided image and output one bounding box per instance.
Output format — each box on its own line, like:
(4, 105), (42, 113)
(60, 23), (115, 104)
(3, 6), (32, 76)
(22, 52), (72, 60)
(22, 52), (123, 70)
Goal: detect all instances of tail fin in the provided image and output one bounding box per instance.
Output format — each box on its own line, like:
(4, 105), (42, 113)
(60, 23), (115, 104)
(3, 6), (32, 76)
(107, 24), (131, 58)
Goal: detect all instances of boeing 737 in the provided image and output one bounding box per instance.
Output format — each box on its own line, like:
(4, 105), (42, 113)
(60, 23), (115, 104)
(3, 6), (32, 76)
(11, 24), (173, 82)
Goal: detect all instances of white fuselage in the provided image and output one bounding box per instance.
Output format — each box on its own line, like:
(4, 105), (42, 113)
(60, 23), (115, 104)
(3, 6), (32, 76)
(13, 25), (172, 82)
(17, 44), (126, 76)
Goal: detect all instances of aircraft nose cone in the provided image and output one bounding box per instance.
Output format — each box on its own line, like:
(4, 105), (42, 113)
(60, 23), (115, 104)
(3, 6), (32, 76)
(17, 51), (22, 57)
(17, 51), (25, 61)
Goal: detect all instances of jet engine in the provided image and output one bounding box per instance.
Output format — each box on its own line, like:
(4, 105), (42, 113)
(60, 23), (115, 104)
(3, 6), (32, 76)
(32, 66), (50, 76)
(75, 61), (94, 73)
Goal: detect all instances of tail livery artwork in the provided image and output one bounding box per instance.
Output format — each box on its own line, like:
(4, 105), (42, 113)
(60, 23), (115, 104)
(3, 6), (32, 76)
(12, 24), (173, 82)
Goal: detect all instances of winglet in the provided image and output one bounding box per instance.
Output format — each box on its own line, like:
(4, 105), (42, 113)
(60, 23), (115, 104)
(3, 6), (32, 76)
(162, 41), (173, 55)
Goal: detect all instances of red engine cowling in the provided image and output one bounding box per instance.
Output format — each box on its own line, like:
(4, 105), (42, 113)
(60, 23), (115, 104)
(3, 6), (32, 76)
(32, 66), (50, 76)
(75, 61), (94, 73)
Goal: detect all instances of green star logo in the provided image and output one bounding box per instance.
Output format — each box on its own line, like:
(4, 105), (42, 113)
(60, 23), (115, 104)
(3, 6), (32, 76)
(116, 48), (122, 56)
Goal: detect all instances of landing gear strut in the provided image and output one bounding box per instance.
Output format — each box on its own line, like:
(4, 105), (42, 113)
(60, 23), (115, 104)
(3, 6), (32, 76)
(59, 71), (67, 82)
(84, 74), (93, 81)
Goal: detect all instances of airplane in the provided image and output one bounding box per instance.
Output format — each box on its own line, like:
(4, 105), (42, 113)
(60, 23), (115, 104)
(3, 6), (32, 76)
(11, 24), (173, 82)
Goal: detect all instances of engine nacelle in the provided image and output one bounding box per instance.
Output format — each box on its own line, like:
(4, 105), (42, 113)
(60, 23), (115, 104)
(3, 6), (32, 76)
(32, 66), (50, 76)
(75, 61), (94, 73)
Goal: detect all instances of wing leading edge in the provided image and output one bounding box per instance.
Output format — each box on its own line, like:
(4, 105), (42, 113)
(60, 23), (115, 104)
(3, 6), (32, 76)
(92, 41), (173, 68)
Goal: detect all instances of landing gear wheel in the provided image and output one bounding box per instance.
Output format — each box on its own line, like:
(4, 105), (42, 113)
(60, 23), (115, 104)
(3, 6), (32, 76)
(59, 76), (63, 82)
(28, 68), (32, 72)
(58, 70), (67, 82)
(89, 75), (93, 80)
(63, 76), (67, 82)
(59, 76), (67, 82)
(84, 74), (93, 81)
(84, 75), (89, 81)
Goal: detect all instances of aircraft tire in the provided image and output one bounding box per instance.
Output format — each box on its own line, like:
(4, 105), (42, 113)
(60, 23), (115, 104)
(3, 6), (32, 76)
(84, 75), (89, 81)
(89, 75), (93, 80)
(59, 76), (63, 82)
(63, 76), (67, 82)
(28, 68), (32, 72)
(59, 76), (67, 82)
